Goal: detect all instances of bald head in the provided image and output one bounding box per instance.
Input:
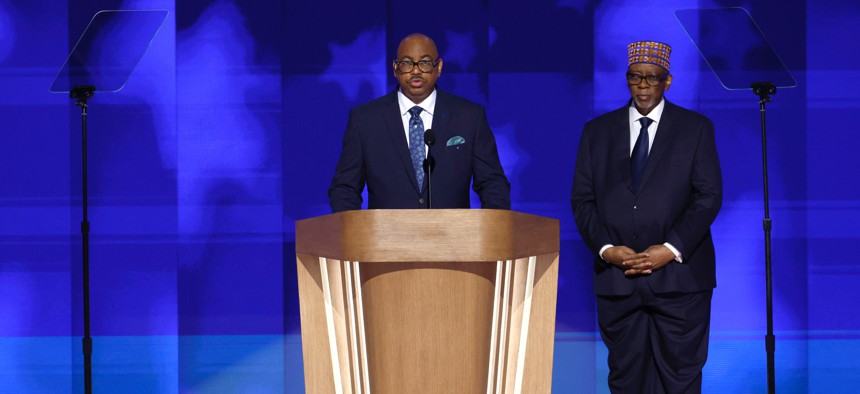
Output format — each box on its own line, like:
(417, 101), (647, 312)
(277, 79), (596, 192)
(393, 33), (443, 104)
(397, 33), (438, 56)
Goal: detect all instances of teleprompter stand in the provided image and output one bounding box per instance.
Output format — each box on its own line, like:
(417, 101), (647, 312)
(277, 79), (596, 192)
(677, 8), (796, 394)
(51, 10), (168, 394)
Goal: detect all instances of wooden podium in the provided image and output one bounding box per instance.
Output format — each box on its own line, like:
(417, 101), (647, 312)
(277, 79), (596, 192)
(295, 209), (559, 393)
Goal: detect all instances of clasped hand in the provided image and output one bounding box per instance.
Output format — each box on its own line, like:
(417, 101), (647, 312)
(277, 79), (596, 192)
(603, 245), (675, 276)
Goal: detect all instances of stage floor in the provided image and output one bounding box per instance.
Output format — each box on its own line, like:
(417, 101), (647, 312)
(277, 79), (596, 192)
(1, 332), (853, 393)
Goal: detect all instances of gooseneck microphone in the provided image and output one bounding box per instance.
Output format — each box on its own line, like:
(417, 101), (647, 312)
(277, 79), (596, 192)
(423, 129), (436, 209)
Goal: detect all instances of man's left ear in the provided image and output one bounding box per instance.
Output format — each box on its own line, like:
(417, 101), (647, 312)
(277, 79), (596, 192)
(664, 74), (673, 91)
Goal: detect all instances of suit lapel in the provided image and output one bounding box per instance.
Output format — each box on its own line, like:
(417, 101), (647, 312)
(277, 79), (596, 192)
(430, 90), (453, 163)
(638, 101), (677, 190)
(609, 106), (636, 192)
(381, 90), (421, 192)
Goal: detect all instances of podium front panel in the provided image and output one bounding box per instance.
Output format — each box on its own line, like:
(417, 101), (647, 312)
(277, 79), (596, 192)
(295, 210), (559, 393)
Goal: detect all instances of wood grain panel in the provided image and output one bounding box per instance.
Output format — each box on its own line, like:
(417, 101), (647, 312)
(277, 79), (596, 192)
(296, 209), (558, 262)
(360, 261), (496, 394)
(296, 253), (337, 394)
(295, 211), (560, 394)
(520, 253), (559, 393)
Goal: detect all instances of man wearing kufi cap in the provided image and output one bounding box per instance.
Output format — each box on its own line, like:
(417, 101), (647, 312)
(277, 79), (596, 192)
(571, 41), (722, 393)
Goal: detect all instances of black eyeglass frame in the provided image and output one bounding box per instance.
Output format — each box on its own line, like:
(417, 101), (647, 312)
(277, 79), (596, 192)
(626, 72), (669, 86)
(395, 57), (442, 74)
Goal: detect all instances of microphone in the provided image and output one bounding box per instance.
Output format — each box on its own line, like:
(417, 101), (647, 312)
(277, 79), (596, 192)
(423, 129), (436, 209)
(424, 128), (436, 147)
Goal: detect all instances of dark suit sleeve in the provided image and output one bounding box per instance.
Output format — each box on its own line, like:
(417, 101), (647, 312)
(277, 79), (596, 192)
(328, 110), (365, 212)
(665, 118), (722, 257)
(471, 107), (511, 210)
(570, 124), (613, 256)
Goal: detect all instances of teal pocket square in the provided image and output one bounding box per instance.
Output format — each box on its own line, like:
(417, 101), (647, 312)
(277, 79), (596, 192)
(447, 136), (465, 146)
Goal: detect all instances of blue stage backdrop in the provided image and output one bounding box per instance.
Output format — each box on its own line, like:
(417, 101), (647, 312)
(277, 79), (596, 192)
(0, 0), (857, 392)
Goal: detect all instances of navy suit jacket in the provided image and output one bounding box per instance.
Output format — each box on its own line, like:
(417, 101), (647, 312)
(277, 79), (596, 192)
(571, 100), (722, 296)
(329, 89), (510, 212)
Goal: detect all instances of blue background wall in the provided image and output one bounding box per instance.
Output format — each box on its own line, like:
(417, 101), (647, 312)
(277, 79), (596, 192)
(0, 0), (857, 392)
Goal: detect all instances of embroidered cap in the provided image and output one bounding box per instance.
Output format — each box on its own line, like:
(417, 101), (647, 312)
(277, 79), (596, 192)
(628, 41), (671, 71)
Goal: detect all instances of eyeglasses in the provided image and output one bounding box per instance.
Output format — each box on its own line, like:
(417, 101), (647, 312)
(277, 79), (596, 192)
(626, 72), (668, 86)
(395, 58), (441, 73)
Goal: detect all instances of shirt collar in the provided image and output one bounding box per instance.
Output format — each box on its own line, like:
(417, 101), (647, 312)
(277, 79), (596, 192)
(628, 98), (665, 124)
(398, 88), (437, 117)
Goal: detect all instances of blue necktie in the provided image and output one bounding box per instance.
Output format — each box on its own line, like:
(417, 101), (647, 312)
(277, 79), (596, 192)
(631, 117), (652, 191)
(408, 106), (425, 191)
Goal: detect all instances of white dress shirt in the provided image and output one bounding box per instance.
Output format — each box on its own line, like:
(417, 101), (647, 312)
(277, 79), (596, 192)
(627, 98), (665, 156)
(397, 89), (436, 155)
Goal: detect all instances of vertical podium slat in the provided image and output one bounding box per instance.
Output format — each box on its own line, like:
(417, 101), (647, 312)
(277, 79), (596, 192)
(351, 261), (371, 393)
(296, 253), (337, 394)
(520, 253), (559, 393)
(319, 258), (347, 393)
(493, 259), (513, 392)
(513, 256), (537, 392)
(486, 260), (504, 394)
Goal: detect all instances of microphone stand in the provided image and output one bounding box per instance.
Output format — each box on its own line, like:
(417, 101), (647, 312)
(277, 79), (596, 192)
(751, 81), (776, 394)
(423, 129), (436, 209)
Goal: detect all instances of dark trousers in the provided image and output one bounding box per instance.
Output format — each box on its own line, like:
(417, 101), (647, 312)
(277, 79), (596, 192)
(597, 279), (713, 394)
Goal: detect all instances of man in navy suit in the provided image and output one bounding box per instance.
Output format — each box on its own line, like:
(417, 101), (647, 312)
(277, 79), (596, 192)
(329, 33), (510, 212)
(571, 41), (722, 393)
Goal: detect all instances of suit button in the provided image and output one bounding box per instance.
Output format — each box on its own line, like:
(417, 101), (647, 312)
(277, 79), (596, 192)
(419, 198), (425, 204)
(633, 205), (638, 210)
(632, 233), (638, 239)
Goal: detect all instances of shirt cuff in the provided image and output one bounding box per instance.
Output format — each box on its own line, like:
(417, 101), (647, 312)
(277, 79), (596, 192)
(599, 244), (613, 260)
(663, 242), (683, 263)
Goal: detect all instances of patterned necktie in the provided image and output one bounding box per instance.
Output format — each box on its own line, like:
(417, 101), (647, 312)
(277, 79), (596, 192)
(631, 117), (653, 191)
(408, 106), (425, 191)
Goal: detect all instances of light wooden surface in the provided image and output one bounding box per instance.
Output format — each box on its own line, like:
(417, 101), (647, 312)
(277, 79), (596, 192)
(296, 209), (558, 262)
(295, 210), (559, 393)
(296, 253), (338, 394)
(361, 261), (496, 393)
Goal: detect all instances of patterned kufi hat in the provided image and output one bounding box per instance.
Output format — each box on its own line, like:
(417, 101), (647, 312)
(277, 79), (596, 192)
(627, 41), (671, 71)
